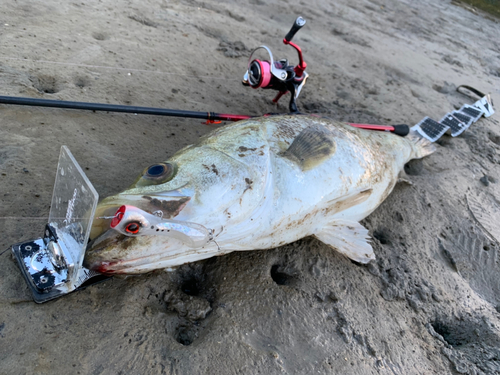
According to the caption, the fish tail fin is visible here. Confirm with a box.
[406,130,436,159]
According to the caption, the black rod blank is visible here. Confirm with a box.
[0,95,215,119]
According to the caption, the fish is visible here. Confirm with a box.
[83,114,434,274]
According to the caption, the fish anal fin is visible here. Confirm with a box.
[397,170,413,185]
[314,220,375,264]
[284,123,336,171]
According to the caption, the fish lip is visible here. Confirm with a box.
[84,250,124,275]
[84,229,171,274]
[84,230,125,272]
[88,261,119,275]
[84,251,160,275]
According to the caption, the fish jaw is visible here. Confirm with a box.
[83,229,130,274]
[83,227,225,274]
[86,188,195,273]
[84,228,190,274]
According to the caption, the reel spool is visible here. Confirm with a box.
[245,46,288,89]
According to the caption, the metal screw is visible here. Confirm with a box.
[40,276,48,283]
[153,210,164,218]
[281,72,286,79]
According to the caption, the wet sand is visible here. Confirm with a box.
[1,0,499,373]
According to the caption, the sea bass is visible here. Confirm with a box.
[84,115,433,274]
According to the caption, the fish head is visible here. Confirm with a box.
[84,135,269,274]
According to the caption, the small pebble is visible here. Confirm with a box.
[480,175,489,186]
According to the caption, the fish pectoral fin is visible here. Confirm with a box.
[314,220,375,264]
[284,123,336,171]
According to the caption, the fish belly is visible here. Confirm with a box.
[231,117,414,250]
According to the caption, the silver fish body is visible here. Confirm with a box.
[84,115,433,274]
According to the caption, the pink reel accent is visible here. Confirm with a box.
[252,60,272,88]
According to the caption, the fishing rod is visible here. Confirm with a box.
[0,94,410,135]
[0,17,410,136]
[0,95,251,123]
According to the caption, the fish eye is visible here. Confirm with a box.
[146,164,166,177]
[125,221,141,234]
[137,162,177,185]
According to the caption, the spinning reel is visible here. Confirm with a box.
[243,16,308,113]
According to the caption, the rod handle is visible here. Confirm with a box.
[284,16,306,43]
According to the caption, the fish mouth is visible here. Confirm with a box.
[85,188,193,273]
[84,229,130,274]
[83,249,151,275]
[84,228,178,274]
[84,228,199,274]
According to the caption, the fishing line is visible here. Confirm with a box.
[0,217,50,220]
[0,56,240,81]
[97,215,118,220]
[0,217,92,220]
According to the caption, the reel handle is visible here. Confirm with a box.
[284,16,306,42]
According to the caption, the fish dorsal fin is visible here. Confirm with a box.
[284,123,336,171]
[314,220,374,264]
